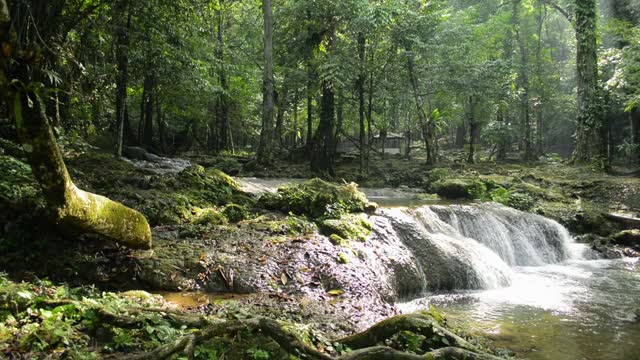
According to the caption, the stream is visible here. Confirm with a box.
[198,178,640,359]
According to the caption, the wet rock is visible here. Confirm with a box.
[432,178,486,199]
[610,229,640,247]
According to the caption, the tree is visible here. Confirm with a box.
[257,0,275,165]
[0,0,152,249]
[571,0,606,165]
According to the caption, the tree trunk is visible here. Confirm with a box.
[310,28,337,175]
[114,0,132,157]
[467,96,478,164]
[455,125,466,148]
[275,85,288,148]
[404,42,435,165]
[0,1,151,248]
[156,91,166,152]
[12,94,152,249]
[142,75,154,149]
[257,0,274,165]
[571,0,605,165]
[306,67,314,154]
[215,2,231,152]
[293,90,299,147]
[512,0,533,160]
[632,108,640,164]
[357,33,367,174]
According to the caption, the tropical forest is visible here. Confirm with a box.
[0,0,639,359]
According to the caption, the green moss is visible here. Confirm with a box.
[257,178,368,219]
[248,215,317,236]
[319,214,372,242]
[222,204,249,223]
[610,229,640,247]
[195,208,228,226]
[432,178,487,200]
[329,234,345,245]
[337,252,349,264]
[507,192,535,211]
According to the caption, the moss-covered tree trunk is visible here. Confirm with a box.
[571,0,606,165]
[12,93,152,249]
[0,0,151,250]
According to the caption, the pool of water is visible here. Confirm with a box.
[399,257,640,360]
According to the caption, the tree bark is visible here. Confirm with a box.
[8,90,152,250]
[142,75,154,149]
[571,0,605,166]
[215,1,231,152]
[114,0,132,157]
[310,27,337,175]
[257,0,275,165]
[405,42,435,165]
[467,96,478,164]
[306,66,314,154]
[514,0,533,160]
[357,33,367,174]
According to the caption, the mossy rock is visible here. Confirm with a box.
[610,230,640,247]
[222,203,249,223]
[257,178,368,219]
[194,208,228,226]
[319,214,372,242]
[432,178,487,200]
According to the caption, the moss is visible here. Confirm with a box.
[432,178,487,200]
[223,204,249,223]
[329,234,345,246]
[64,150,253,227]
[248,215,317,236]
[610,230,640,247]
[507,192,535,211]
[195,208,228,226]
[337,252,349,264]
[422,168,456,192]
[319,214,372,242]
[257,178,368,219]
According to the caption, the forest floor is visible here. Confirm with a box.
[1,139,639,359]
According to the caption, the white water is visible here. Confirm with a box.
[373,203,579,291]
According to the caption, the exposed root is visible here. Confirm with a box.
[337,312,480,353]
[117,312,502,360]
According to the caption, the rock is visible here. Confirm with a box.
[610,229,640,247]
[432,178,486,199]
[257,178,369,218]
[364,201,379,214]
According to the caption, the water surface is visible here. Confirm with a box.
[400,257,640,360]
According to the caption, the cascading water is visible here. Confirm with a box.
[371,202,579,291]
[429,203,573,266]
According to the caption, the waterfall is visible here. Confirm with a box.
[429,203,573,266]
[371,203,577,291]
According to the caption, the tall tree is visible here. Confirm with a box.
[257,0,275,164]
[571,0,606,165]
[114,0,132,157]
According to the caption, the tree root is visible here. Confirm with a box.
[116,312,502,360]
[337,312,480,353]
